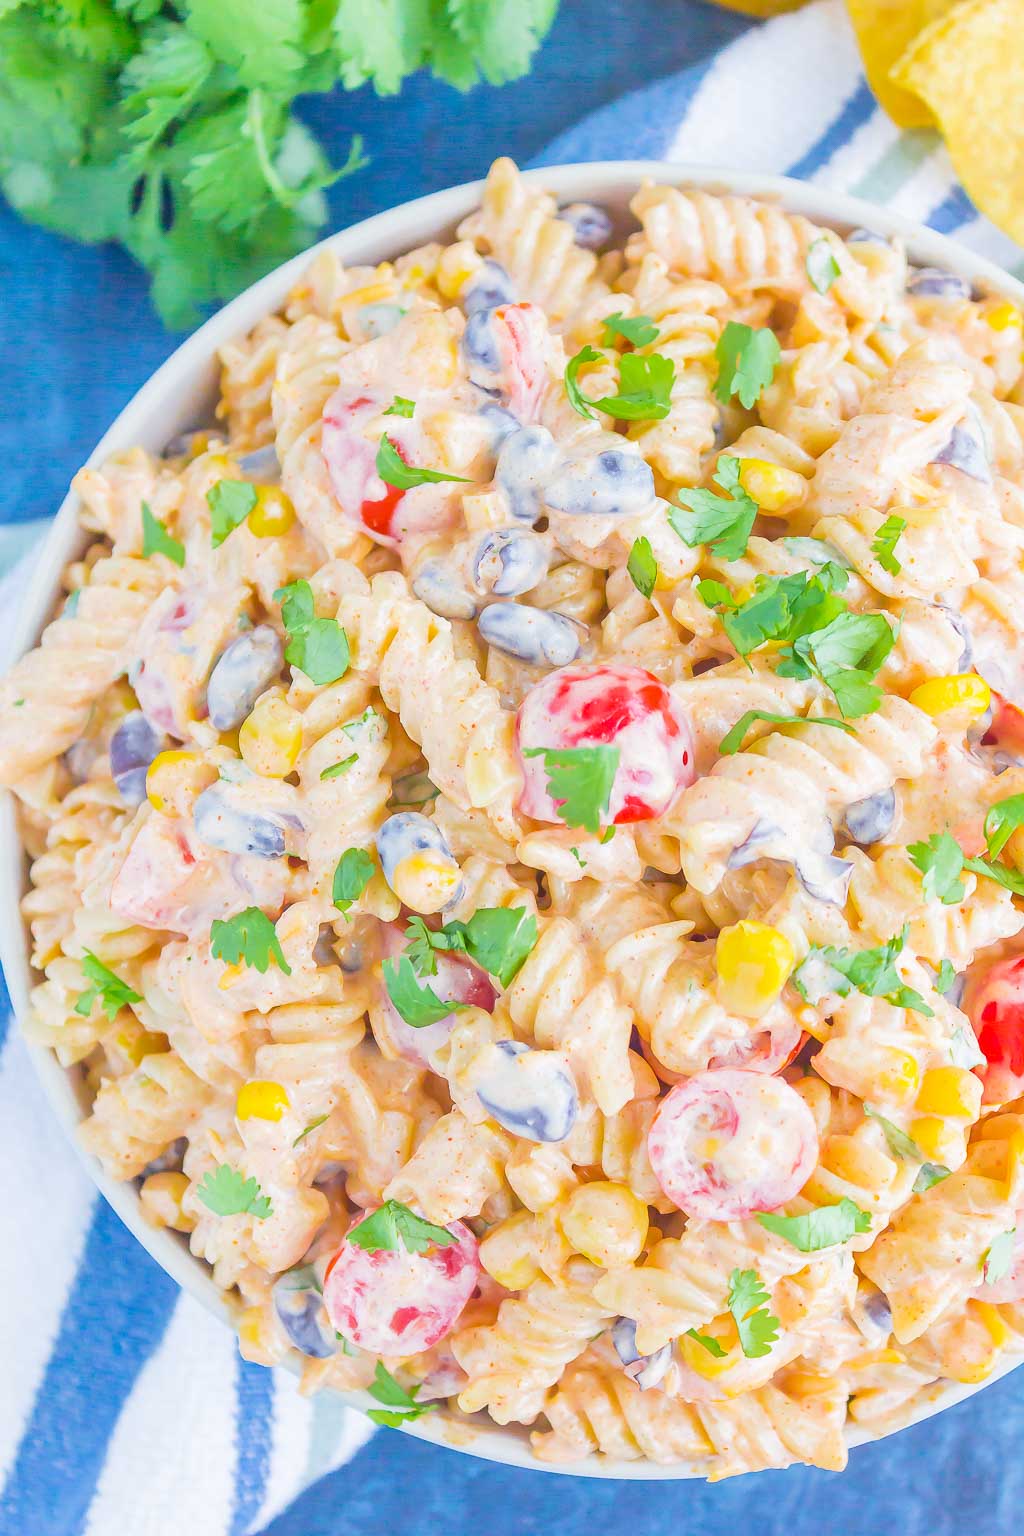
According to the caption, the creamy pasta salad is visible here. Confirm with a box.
[8,158,1024,1478]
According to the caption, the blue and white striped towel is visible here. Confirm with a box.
[1,3,1021,1531]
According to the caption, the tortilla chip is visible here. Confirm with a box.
[892,0,1024,242]
[844,0,960,126]
[706,0,809,15]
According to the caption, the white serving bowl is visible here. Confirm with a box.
[4,162,1024,1479]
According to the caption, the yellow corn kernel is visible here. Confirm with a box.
[239,693,302,777]
[236,1079,290,1122]
[847,1347,906,1371]
[679,1315,738,1379]
[909,673,991,721]
[559,1182,649,1268]
[146,750,217,816]
[479,1211,542,1290]
[715,920,795,1019]
[343,281,396,308]
[389,850,462,915]
[987,301,1023,332]
[909,1115,962,1164]
[436,242,481,299]
[248,485,295,537]
[139,1171,195,1233]
[218,962,245,991]
[916,1066,983,1121]
[973,1300,1013,1348]
[736,459,807,514]
[115,1027,168,1066]
[236,1304,273,1359]
[874,1050,921,1105]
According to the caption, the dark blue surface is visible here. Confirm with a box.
[4,1,1018,1530]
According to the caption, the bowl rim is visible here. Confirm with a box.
[4,158,1024,1480]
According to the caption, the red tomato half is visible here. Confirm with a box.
[515,663,695,826]
[967,952,1024,1103]
[647,1069,819,1221]
[323,1212,480,1354]
[321,390,406,543]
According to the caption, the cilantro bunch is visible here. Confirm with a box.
[0,1,558,328]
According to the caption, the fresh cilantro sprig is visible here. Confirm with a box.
[670,456,759,561]
[197,1164,272,1220]
[601,312,660,347]
[376,435,472,491]
[274,578,349,686]
[627,536,657,598]
[73,951,142,1021]
[713,322,781,409]
[565,346,675,422]
[367,1361,437,1428]
[404,906,538,989]
[727,1268,780,1359]
[347,1200,456,1255]
[791,926,933,1015]
[908,826,1024,904]
[870,515,907,576]
[382,954,469,1028]
[210,907,291,975]
[0,5,558,327]
[756,1198,871,1253]
[208,479,257,547]
[141,502,184,567]
[333,848,375,915]
[522,745,620,834]
[718,710,854,756]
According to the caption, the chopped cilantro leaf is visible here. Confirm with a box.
[382,954,468,1028]
[141,502,185,567]
[522,745,620,834]
[685,1329,727,1358]
[718,710,854,755]
[210,907,291,975]
[792,927,933,1016]
[935,960,958,995]
[73,951,142,1021]
[627,536,658,598]
[332,848,375,915]
[756,1198,871,1252]
[207,479,257,548]
[292,1114,328,1147]
[565,346,675,422]
[984,794,1024,860]
[274,578,349,686]
[713,322,781,409]
[197,1163,272,1220]
[983,1229,1017,1284]
[727,1268,779,1359]
[806,238,841,295]
[320,756,357,780]
[914,1162,951,1193]
[601,312,660,348]
[367,1361,436,1427]
[670,456,758,561]
[865,1106,923,1161]
[376,436,471,490]
[347,1199,456,1255]
[871,515,907,576]
[384,396,415,418]
[908,831,967,906]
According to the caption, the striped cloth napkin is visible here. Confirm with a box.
[1,2,1020,1531]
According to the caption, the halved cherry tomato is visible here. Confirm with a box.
[321,390,406,544]
[647,1069,819,1221]
[967,952,1024,1103]
[515,663,695,826]
[323,1211,480,1354]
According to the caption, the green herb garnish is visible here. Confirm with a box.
[210,907,291,975]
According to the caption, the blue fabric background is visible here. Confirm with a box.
[3,0,1022,1529]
